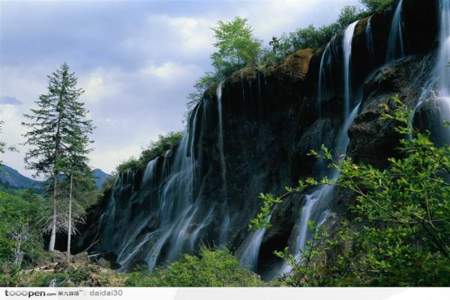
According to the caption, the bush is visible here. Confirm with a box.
[0,190,47,268]
[361,0,395,12]
[254,98,450,286]
[125,248,263,287]
[116,132,182,174]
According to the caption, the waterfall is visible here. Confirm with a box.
[386,0,405,62]
[109,107,209,271]
[142,157,159,184]
[317,41,333,115]
[278,21,360,277]
[343,21,358,117]
[366,16,375,59]
[278,104,360,276]
[237,214,272,272]
[413,0,450,144]
[437,0,450,98]
[217,82,228,190]
[216,82,231,246]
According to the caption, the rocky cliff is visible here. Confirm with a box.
[75,0,448,279]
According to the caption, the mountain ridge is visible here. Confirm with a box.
[0,164,111,191]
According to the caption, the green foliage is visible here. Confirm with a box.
[22,63,95,252]
[187,73,217,108]
[0,190,47,268]
[188,0,393,109]
[361,0,395,12]
[23,63,89,177]
[254,97,450,286]
[259,6,364,67]
[211,17,261,79]
[249,193,282,230]
[117,132,182,174]
[125,248,263,287]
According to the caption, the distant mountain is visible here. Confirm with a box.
[0,164,43,191]
[0,164,111,191]
[92,168,111,189]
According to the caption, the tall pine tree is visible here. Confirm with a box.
[63,98,94,262]
[23,63,93,252]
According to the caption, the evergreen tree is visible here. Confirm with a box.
[63,109,94,262]
[22,63,93,252]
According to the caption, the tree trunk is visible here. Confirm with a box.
[48,173,58,252]
[67,174,73,264]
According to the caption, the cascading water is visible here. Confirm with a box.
[413,0,450,144]
[317,41,333,115]
[366,16,375,60]
[437,0,450,99]
[343,21,358,117]
[217,82,227,188]
[278,20,360,276]
[386,0,405,62]
[78,0,444,278]
[216,82,230,246]
[103,104,218,271]
[237,215,271,272]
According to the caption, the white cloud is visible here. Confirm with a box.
[140,61,201,84]
[1,0,363,177]
[167,16,215,54]
[0,104,29,176]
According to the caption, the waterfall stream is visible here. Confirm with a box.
[277,21,361,276]
[317,41,333,115]
[343,21,358,117]
[386,0,405,62]
[414,0,450,144]
[366,16,375,62]
[87,0,447,278]
[217,82,227,189]
[437,0,450,99]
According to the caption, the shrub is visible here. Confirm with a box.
[116,132,182,174]
[254,98,450,286]
[125,248,263,287]
[361,0,395,12]
[0,190,47,268]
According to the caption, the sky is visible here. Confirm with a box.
[0,0,361,177]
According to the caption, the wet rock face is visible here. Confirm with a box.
[75,0,442,275]
[414,97,450,147]
[348,55,435,167]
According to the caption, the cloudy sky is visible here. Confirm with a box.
[0,0,360,177]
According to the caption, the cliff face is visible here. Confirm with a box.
[75,0,446,278]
